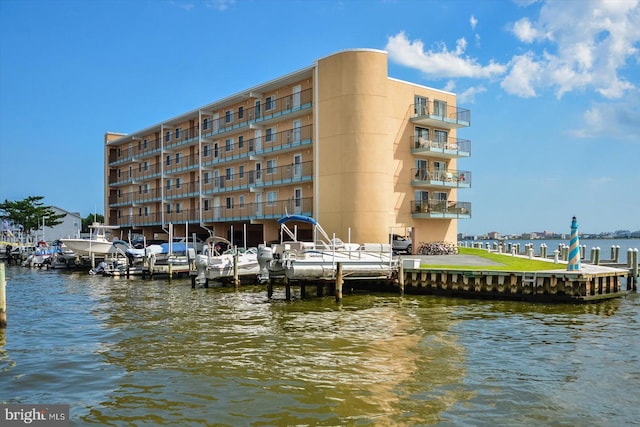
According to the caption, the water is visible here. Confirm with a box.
[1,264,639,426]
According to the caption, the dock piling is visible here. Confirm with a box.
[1,263,6,328]
[335,262,343,304]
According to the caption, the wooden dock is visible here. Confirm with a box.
[399,263,631,302]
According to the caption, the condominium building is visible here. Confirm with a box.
[104,48,471,250]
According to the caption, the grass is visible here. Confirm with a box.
[419,246,567,272]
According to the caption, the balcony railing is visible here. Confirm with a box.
[108,89,313,166]
[109,161,314,208]
[411,135,470,158]
[411,168,471,188]
[111,197,314,227]
[412,200,471,218]
[203,124,313,165]
[411,101,470,129]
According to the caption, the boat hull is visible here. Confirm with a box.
[59,239,115,255]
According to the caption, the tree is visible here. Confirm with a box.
[81,213,105,233]
[0,196,65,238]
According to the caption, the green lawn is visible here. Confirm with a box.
[419,246,567,272]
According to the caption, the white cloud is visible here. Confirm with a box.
[385,31,506,79]
[388,0,640,101]
[470,15,478,30]
[458,85,487,104]
[504,0,640,99]
[569,91,640,140]
[205,0,235,11]
[500,53,541,97]
[511,18,540,43]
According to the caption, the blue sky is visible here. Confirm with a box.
[1,0,638,236]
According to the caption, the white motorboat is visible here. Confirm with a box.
[60,223,119,255]
[192,236,260,286]
[259,215,397,282]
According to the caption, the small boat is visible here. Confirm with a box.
[192,236,260,286]
[22,241,54,267]
[50,240,77,268]
[60,223,119,256]
[259,214,397,282]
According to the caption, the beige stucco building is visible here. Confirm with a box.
[104,49,471,250]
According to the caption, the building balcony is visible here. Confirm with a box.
[109,161,314,208]
[110,197,314,228]
[411,168,471,189]
[411,101,470,129]
[108,88,313,167]
[412,200,471,219]
[411,136,470,159]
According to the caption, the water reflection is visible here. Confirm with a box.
[1,268,639,426]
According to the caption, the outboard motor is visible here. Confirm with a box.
[257,244,273,282]
[90,261,108,275]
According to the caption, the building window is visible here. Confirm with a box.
[166,155,171,166]
[203,144,210,157]
[138,141,142,151]
[226,197,233,209]
[238,106,244,119]
[415,95,428,115]
[225,138,233,152]
[204,199,210,211]
[176,203,182,213]
[433,100,447,117]
[129,166,132,177]
[265,127,274,143]
[118,169,121,178]
[167,204,172,214]
[225,167,233,182]
[138,207,142,217]
[166,131,171,142]
[239,195,245,208]
[138,163,142,172]
[176,178,182,189]
[434,129,448,144]
[266,191,277,206]
[175,153,181,164]
[144,139,148,149]
[166,179,172,190]
[265,95,275,111]
[238,135,244,149]
[117,210,121,219]
[204,172,210,184]
[175,128,182,139]
[144,184,149,194]
[139,185,142,194]
[203,118,210,130]
[266,159,276,174]
[225,110,233,123]
[214,143,219,158]
[238,165,245,179]
[144,207,149,217]
[144,161,149,171]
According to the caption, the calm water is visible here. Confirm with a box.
[1,264,639,426]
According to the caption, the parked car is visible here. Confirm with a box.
[390,234,412,254]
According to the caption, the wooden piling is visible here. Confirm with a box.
[335,262,343,304]
[285,277,292,301]
[267,281,273,298]
[233,251,239,288]
[0,263,6,328]
[398,262,405,297]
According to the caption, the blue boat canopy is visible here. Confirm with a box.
[278,215,318,226]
